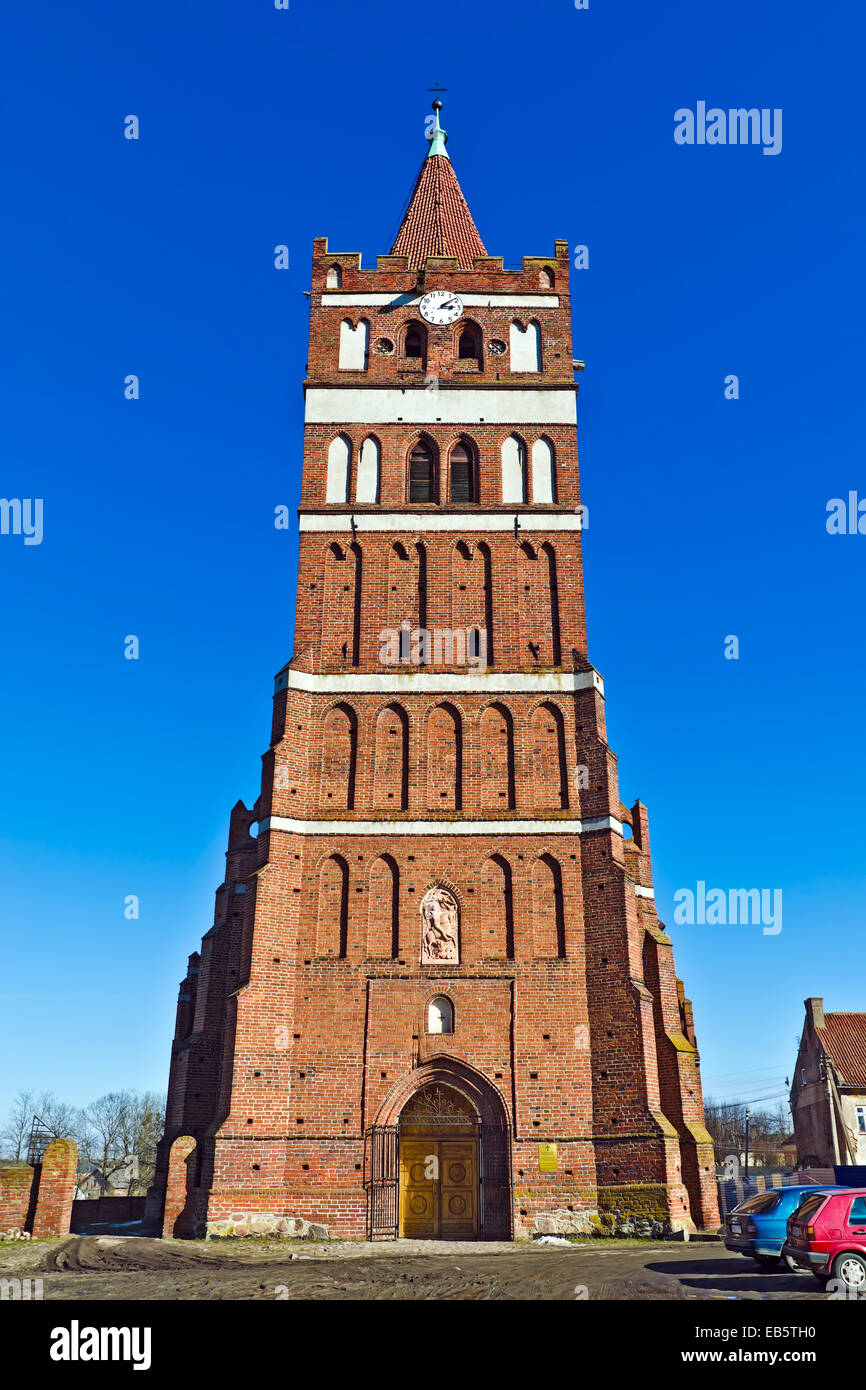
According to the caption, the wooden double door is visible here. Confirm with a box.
[399,1133,479,1239]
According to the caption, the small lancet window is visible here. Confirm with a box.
[427,996,454,1034]
[449,443,474,503]
[326,264,342,289]
[409,442,435,503]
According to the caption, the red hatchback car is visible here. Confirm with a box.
[784,1187,866,1291]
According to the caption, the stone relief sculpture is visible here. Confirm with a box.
[420,886,459,964]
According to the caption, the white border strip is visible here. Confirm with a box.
[322,294,560,308]
[299,511,584,533]
[276,669,603,695]
[260,814,622,837]
[634,885,655,899]
[304,387,576,426]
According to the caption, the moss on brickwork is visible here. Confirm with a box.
[597,1184,672,1222]
[0,1164,33,1189]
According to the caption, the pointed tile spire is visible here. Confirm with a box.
[390,100,487,270]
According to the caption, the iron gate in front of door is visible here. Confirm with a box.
[364,1123,511,1240]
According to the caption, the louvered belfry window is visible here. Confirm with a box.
[409,443,434,502]
[450,444,474,503]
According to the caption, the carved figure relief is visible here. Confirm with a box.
[420,886,459,964]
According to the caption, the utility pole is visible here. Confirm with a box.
[744,1106,751,1178]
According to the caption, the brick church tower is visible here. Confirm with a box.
[150,103,719,1240]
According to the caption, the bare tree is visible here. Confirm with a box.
[705,1097,793,1164]
[80,1091,165,1195]
[117,1092,165,1195]
[0,1089,37,1160]
[81,1092,134,1196]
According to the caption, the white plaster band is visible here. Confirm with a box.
[274,669,604,696]
[260,815,623,837]
[304,387,577,426]
[322,294,560,308]
[634,886,655,899]
[298,511,585,533]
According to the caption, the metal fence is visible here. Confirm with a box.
[717,1167,838,1218]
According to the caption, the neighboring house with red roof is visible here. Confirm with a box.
[791,998,866,1166]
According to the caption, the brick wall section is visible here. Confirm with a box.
[291,532,586,673]
[0,1162,35,1232]
[31,1138,77,1239]
[162,1136,196,1239]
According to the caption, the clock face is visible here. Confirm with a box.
[419,290,464,325]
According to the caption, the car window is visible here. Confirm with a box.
[734,1192,781,1214]
[794,1193,831,1223]
[848,1197,866,1225]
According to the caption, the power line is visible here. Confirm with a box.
[701,1063,790,1081]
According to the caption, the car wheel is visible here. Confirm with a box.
[754,1255,781,1270]
[833,1252,866,1293]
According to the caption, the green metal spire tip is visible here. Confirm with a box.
[427,99,450,160]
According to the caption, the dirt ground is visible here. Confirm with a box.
[0,1235,832,1300]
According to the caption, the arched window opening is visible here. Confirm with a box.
[326,264,342,289]
[325,434,351,504]
[457,320,483,362]
[405,323,426,361]
[510,320,542,373]
[409,441,435,503]
[531,439,555,504]
[356,435,380,503]
[501,435,527,503]
[449,443,474,503]
[427,996,454,1034]
[339,318,369,371]
[538,267,555,289]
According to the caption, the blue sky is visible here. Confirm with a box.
[2,0,864,1126]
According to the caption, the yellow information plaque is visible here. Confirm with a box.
[539,1142,558,1173]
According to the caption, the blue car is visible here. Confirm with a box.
[724,1185,846,1270]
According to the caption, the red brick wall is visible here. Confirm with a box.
[0,1162,35,1232]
